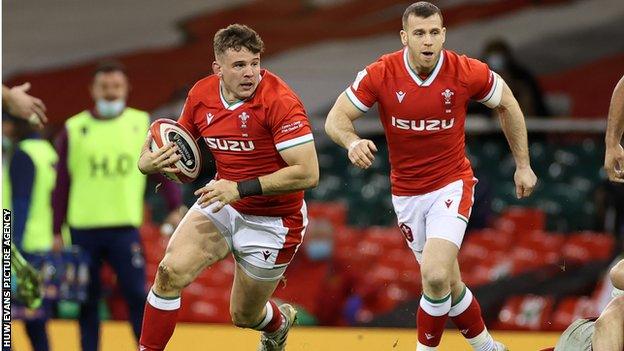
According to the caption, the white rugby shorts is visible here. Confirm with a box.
[191,201,307,281]
[392,178,477,263]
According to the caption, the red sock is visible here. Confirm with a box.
[139,290,181,351]
[449,287,486,339]
[417,293,451,347]
[254,300,284,333]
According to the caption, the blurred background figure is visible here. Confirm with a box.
[274,217,352,326]
[2,112,57,351]
[469,38,551,118]
[51,61,185,351]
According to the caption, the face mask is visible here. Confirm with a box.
[2,137,13,153]
[96,99,126,118]
[305,240,333,261]
[486,53,507,72]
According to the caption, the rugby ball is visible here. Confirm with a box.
[149,118,201,183]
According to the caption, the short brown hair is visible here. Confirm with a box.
[213,24,265,58]
[93,60,126,77]
[402,2,443,28]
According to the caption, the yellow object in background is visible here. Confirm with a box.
[12,320,560,351]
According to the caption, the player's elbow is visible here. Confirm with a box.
[309,171,319,189]
[303,166,319,189]
[324,112,337,137]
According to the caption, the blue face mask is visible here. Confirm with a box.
[2,137,13,153]
[305,240,333,261]
[96,98,126,118]
[486,53,507,72]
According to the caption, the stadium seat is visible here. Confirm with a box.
[307,201,348,227]
[495,295,555,331]
[562,232,615,263]
[500,207,546,233]
[550,296,599,331]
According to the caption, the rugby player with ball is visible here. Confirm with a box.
[138,24,318,351]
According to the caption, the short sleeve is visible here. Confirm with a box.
[344,62,381,112]
[269,96,314,152]
[466,58,503,108]
[177,93,201,139]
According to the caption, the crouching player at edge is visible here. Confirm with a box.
[553,260,624,351]
[324,2,537,351]
[136,24,319,351]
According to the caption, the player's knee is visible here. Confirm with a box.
[422,267,451,293]
[610,260,624,288]
[230,309,260,328]
[449,277,463,292]
[155,261,191,293]
[597,296,624,327]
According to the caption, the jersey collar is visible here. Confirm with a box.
[403,47,444,87]
[218,73,264,111]
[219,81,245,111]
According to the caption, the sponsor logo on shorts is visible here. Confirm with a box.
[445,199,453,208]
[262,250,271,261]
[399,223,414,242]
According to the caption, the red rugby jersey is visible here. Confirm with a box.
[346,48,499,195]
[178,69,314,216]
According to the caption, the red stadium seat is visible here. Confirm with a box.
[551,296,599,331]
[398,267,422,295]
[495,295,555,331]
[499,207,546,233]
[562,232,615,264]
[365,226,406,250]
[307,201,348,227]
[465,229,513,252]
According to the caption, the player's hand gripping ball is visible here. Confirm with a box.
[149,119,201,183]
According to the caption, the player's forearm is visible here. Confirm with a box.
[259,164,319,195]
[606,76,624,148]
[496,87,531,169]
[592,297,624,351]
[325,110,361,150]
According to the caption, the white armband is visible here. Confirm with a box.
[478,72,503,108]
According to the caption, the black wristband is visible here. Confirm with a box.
[237,178,262,198]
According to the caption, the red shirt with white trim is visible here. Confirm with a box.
[346,48,499,195]
[178,69,314,216]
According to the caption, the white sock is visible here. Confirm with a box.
[467,328,495,351]
[416,342,437,351]
[146,289,181,310]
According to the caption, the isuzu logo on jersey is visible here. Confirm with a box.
[441,89,454,113]
[205,137,255,152]
[391,116,455,132]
